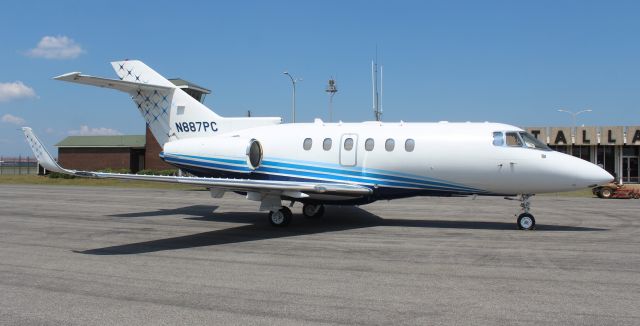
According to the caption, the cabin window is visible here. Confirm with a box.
[405,139,415,152]
[492,132,504,146]
[385,138,395,152]
[505,132,523,147]
[323,138,332,151]
[344,138,354,151]
[365,138,374,151]
[303,138,312,150]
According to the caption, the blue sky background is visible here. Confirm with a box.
[1,0,639,155]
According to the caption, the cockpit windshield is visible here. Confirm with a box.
[518,132,550,150]
[505,132,523,147]
[492,131,551,151]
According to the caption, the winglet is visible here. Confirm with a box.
[53,72,82,81]
[21,127,74,174]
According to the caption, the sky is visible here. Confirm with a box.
[1,0,639,156]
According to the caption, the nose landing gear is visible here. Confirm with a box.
[516,194,535,230]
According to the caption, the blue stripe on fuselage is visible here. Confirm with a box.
[164,154,251,173]
[163,153,486,193]
[260,159,480,192]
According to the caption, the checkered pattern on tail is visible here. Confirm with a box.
[131,87,173,145]
[111,60,176,145]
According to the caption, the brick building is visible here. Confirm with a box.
[144,126,174,170]
[56,127,173,173]
[56,135,145,172]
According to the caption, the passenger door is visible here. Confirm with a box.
[340,134,358,166]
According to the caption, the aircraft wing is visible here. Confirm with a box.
[53,72,174,94]
[22,127,371,197]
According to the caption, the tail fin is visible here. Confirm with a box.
[111,60,222,145]
[56,60,282,146]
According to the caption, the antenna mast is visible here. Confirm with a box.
[372,51,383,121]
[371,61,376,120]
[380,65,383,120]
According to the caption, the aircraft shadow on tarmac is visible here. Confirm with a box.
[78,205,606,255]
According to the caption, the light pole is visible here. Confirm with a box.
[557,109,593,129]
[284,71,301,123]
[558,109,593,147]
[325,78,337,122]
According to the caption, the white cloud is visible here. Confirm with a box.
[0,81,36,102]
[45,127,55,134]
[1,114,26,125]
[27,35,85,59]
[68,125,122,136]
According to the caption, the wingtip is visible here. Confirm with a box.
[53,72,82,80]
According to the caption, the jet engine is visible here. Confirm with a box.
[163,136,263,171]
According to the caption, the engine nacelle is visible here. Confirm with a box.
[163,136,263,172]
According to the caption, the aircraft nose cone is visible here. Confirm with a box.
[594,168,615,186]
[573,157,614,187]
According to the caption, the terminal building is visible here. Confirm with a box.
[526,126,639,184]
[52,78,640,183]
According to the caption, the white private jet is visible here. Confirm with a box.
[22,60,613,230]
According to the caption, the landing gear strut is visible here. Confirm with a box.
[516,194,535,230]
[302,203,325,218]
[268,206,292,227]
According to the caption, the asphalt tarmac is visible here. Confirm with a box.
[0,184,638,325]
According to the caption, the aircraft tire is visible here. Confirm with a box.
[269,207,292,227]
[517,213,535,230]
[302,204,325,218]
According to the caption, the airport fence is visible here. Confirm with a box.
[0,156,39,175]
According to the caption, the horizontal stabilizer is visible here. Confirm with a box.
[54,72,174,94]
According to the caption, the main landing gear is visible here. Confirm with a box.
[302,203,325,219]
[267,204,326,226]
[268,206,292,227]
[516,194,535,230]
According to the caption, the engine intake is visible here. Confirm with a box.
[246,139,263,170]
